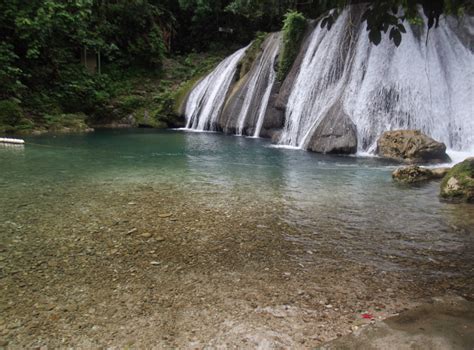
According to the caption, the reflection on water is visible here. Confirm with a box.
[1,129,473,273]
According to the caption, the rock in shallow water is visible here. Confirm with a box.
[392,166,435,184]
[431,167,450,179]
[307,104,357,154]
[440,157,474,203]
[377,130,450,164]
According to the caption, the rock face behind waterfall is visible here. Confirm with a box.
[307,104,357,154]
[277,6,473,153]
[219,33,281,137]
[377,130,451,164]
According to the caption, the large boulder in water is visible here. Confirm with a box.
[376,130,451,164]
[440,158,474,203]
[307,105,357,154]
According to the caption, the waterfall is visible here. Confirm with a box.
[279,9,474,152]
[233,33,281,137]
[183,7,473,153]
[184,46,248,131]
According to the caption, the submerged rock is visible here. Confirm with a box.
[307,104,357,154]
[440,158,474,203]
[393,166,450,184]
[376,130,451,164]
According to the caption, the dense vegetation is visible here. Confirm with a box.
[0,0,471,134]
[277,11,307,81]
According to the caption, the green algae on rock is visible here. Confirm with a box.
[440,158,474,203]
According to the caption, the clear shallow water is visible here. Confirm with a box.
[1,129,473,272]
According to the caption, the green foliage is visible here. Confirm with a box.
[116,95,147,115]
[15,118,35,132]
[0,100,23,126]
[41,113,90,131]
[0,43,24,98]
[53,67,112,114]
[277,11,307,81]
[93,1,172,67]
[0,0,470,133]
[321,1,472,47]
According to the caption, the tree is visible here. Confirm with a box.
[320,0,473,46]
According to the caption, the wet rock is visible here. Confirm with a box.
[376,130,450,164]
[431,167,450,179]
[269,130,282,144]
[440,158,474,203]
[392,166,436,183]
[307,104,357,154]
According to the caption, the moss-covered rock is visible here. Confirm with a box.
[236,32,268,80]
[173,76,202,116]
[133,108,166,128]
[440,158,474,203]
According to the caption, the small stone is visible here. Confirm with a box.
[126,228,137,235]
[325,304,333,309]
[155,236,165,242]
[158,213,173,218]
[9,321,22,329]
[141,232,152,239]
[150,261,161,266]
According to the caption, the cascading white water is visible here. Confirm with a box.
[184,46,248,131]
[279,9,474,152]
[233,33,281,137]
[253,34,281,138]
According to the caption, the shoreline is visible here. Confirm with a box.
[1,181,472,348]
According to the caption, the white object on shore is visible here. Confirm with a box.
[0,137,25,144]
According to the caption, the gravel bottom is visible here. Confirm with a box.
[1,182,473,349]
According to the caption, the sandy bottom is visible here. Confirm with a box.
[1,182,473,349]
